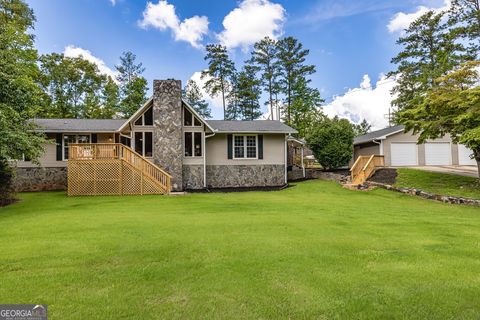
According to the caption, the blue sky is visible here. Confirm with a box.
[26,0,447,127]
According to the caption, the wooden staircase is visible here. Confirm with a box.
[350,155,385,185]
[67,143,171,196]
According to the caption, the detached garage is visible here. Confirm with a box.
[425,143,451,165]
[458,145,476,166]
[353,125,477,169]
[391,143,417,166]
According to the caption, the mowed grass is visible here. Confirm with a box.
[396,168,480,199]
[1,180,480,319]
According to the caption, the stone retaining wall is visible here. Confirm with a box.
[206,165,285,188]
[366,181,480,206]
[14,167,67,192]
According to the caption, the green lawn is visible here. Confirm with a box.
[1,180,480,319]
[396,168,480,199]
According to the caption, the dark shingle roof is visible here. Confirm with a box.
[354,125,405,145]
[33,118,127,132]
[206,120,297,134]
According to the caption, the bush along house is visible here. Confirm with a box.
[14,80,299,195]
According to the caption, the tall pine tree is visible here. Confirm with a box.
[237,65,262,120]
[448,0,480,57]
[183,79,211,118]
[115,51,148,118]
[389,11,469,114]
[249,36,281,120]
[201,44,236,120]
[276,37,316,125]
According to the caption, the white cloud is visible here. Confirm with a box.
[323,74,397,130]
[139,1,209,48]
[109,0,116,6]
[188,71,224,119]
[63,45,117,79]
[218,0,286,50]
[387,0,450,33]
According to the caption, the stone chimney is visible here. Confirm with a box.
[152,80,183,191]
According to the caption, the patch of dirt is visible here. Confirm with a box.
[368,168,398,185]
[0,198,19,207]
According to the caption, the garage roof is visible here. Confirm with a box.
[354,125,405,145]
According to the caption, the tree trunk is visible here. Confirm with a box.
[269,79,273,120]
[474,148,480,178]
[221,80,226,120]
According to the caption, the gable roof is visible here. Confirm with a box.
[117,97,215,132]
[354,125,405,145]
[206,120,297,134]
[33,118,126,133]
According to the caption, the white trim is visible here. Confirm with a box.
[204,132,216,188]
[284,136,288,184]
[118,97,153,132]
[183,131,203,158]
[232,134,258,160]
[182,99,215,132]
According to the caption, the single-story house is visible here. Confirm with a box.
[353,125,477,167]
[14,80,299,193]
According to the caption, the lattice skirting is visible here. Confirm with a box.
[68,160,164,196]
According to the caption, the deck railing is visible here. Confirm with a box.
[293,155,321,169]
[69,143,171,195]
[350,155,384,185]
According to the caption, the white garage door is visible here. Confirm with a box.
[391,143,417,166]
[458,144,476,165]
[425,143,451,165]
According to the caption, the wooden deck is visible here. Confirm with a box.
[68,143,171,196]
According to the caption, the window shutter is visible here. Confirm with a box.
[91,134,97,143]
[56,133,62,161]
[258,135,263,159]
[227,134,233,159]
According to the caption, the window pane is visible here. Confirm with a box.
[234,136,244,147]
[194,116,202,126]
[234,146,244,158]
[194,132,202,156]
[246,136,256,158]
[144,132,153,157]
[63,135,76,160]
[134,117,142,126]
[184,108,193,126]
[120,136,131,147]
[144,107,153,125]
[77,135,90,143]
[184,132,193,156]
[134,132,143,155]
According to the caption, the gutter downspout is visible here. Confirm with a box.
[204,131,216,188]
[284,135,288,185]
[301,147,305,178]
[373,139,383,155]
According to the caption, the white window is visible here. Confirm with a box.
[134,132,153,157]
[63,134,91,160]
[134,106,153,126]
[234,135,257,159]
[184,132,202,157]
[183,107,202,127]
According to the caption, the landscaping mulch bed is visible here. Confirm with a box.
[368,168,398,185]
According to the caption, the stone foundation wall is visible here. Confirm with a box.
[206,165,285,188]
[14,167,67,192]
[183,165,204,190]
[287,168,304,181]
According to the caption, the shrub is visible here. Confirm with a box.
[306,116,355,170]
